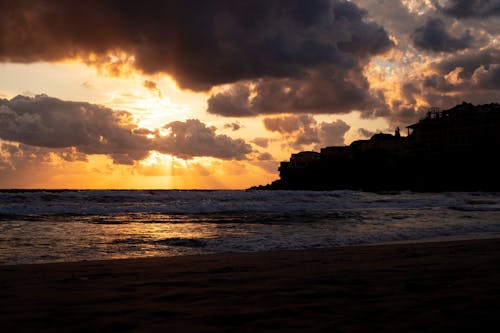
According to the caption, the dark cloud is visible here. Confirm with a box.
[388,46,499,127]
[263,115,350,148]
[257,152,274,161]
[356,0,422,37]
[412,18,473,52]
[0,143,46,174]
[208,66,390,117]
[401,83,420,105]
[424,48,500,95]
[0,143,86,172]
[263,115,314,134]
[294,123,320,147]
[434,48,500,79]
[422,74,457,92]
[417,47,500,108]
[223,122,241,131]
[205,1,393,117]
[143,80,162,97]
[0,95,252,163]
[344,1,498,128]
[0,0,392,93]
[438,0,500,18]
[1,0,496,140]
[0,95,150,164]
[389,105,426,125]
[473,65,500,89]
[251,138,270,148]
[318,119,350,146]
[156,119,251,160]
[207,85,252,117]
[143,80,158,90]
[0,0,392,120]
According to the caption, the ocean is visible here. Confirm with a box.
[2,190,500,265]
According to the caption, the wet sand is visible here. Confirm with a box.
[2,238,500,332]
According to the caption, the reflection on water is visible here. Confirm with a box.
[2,190,500,264]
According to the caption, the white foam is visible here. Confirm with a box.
[2,190,500,215]
[2,190,500,264]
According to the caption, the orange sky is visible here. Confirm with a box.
[0,0,498,189]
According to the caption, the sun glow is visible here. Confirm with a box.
[105,88,190,130]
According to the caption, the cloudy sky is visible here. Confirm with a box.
[0,0,498,188]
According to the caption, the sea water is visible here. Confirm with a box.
[1,190,500,264]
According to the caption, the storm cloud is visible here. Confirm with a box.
[1,0,497,141]
[472,64,500,89]
[412,18,473,52]
[205,1,393,117]
[0,95,252,163]
[0,0,392,91]
[438,0,500,18]
[207,67,389,117]
[434,48,500,79]
[0,0,393,119]
[425,48,500,96]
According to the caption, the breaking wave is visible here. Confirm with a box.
[2,190,500,264]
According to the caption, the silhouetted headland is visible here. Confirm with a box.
[252,102,500,191]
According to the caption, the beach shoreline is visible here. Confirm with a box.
[2,238,500,332]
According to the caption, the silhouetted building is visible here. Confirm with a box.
[407,103,500,151]
[254,102,500,191]
[289,151,320,168]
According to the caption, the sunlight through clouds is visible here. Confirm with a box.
[0,0,498,189]
[402,0,435,15]
[104,87,190,130]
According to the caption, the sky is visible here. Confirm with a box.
[0,0,499,189]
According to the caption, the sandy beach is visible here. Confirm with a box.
[2,238,500,332]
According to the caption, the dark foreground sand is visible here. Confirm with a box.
[2,239,500,332]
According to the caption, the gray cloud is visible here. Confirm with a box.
[426,48,500,97]
[412,18,473,52]
[473,64,500,89]
[0,0,397,127]
[206,1,393,117]
[0,0,393,118]
[331,1,498,128]
[389,104,426,126]
[263,115,314,134]
[143,80,162,97]
[387,46,499,127]
[263,115,350,148]
[423,74,457,92]
[0,94,150,164]
[223,122,241,131]
[0,0,392,93]
[0,142,86,172]
[356,0,422,37]
[438,0,500,18]
[318,119,351,146]
[435,48,500,79]
[251,137,270,148]
[0,95,252,163]
[257,152,274,161]
[156,119,251,160]
[207,68,389,117]
[1,0,496,139]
